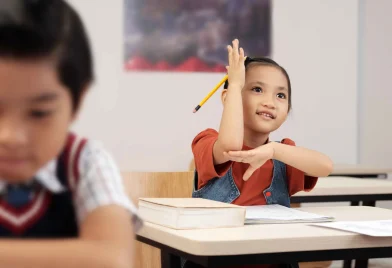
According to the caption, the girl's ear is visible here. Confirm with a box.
[221,89,228,104]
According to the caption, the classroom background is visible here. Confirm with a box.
[68,0,391,174]
[64,1,392,267]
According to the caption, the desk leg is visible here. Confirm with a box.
[354,259,368,268]
[161,250,181,268]
[343,260,352,268]
[362,200,376,207]
[344,201,373,268]
[350,200,374,268]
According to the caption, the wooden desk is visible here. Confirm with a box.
[137,206,392,268]
[331,164,392,178]
[291,176,392,205]
[291,176,392,268]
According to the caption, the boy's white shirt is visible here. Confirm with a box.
[0,139,142,231]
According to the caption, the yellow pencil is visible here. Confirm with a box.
[193,57,247,113]
[193,74,228,113]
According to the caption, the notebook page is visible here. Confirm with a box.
[245,204,333,221]
[313,220,392,237]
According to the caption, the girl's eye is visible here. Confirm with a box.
[252,87,262,93]
[30,110,53,119]
[277,93,286,99]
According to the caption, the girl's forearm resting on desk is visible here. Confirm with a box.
[271,142,333,177]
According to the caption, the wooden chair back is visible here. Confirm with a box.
[122,171,194,268]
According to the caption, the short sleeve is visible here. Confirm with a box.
[74,140,142,232]
[191,129,232,188]
[282,138,318,196]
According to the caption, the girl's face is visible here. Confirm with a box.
[0,58,76,182]
[241,65,290,135]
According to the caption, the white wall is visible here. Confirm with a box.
[68,0,359,171]
[359,0,392,167]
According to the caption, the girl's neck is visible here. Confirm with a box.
[243,128,270,149]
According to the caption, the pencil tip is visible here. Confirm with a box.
[193,105,201,113]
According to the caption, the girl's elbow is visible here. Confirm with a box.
[224,145,243,153]
[218,140,243,153]
[322,157,334,176]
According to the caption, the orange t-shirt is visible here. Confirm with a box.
[191,129,318,268]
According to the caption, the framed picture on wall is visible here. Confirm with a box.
[124,0,271,72]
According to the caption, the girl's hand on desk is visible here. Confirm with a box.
[225,143,274,181]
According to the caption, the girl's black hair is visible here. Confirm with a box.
[0,0,93,110]
[224,57,292,111]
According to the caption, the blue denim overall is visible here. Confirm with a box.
[181,159,299,268]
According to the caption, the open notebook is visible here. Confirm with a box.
[245,204,334,224]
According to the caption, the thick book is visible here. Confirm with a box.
[138,198,246,229]
[245,204,334,224]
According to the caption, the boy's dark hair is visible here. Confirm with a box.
[0,0,93,110]
[224,57,292,111]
